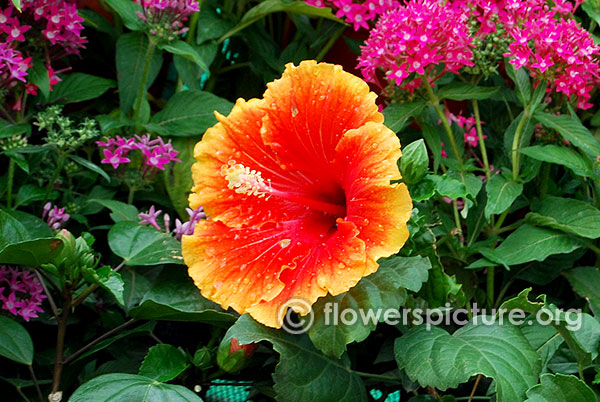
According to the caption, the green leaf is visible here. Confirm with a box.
[525,373,596,402]
[527,196,600,239]
[108,221,184,266]
[505,63,531,105]
[401,139,429,184]
[222,0,341,42]
[48,73,115,104]
[474,225,583,267]
[0,238,64,266]
[582,0,600,26]
[431,174,466,200]
[0,210,29,247]
[173,43,217,90]
[69,373,202,401]
[2,210,52,238]
[14,184,47,208]
[500,288,599,365]
[11,0,21,11]
[563,266,600,315]
[103,0,145,31]
[0,119,30,138]
[521,322,563,370]
[89,199,139,222]
[159,40,209,72]
[420,121,442,171]
[27,60,50,99]
[382,101,427,133]
[533,112,600,157]
[196,6,235,44]
[116,32,163,114]
[0,316,33,365]
[83,266,125,306]
[148,90,233,136]
[222,315,367,402]
[484,174,523,219]
[418,263,463,307]
[395,321,540,402]
[139,344,190,382]
[308,256,431,358]
[519,145,595,178]
[69,155,111,183]
[437,83,500,101]
[164,137,196,218]
[128,267,235,323]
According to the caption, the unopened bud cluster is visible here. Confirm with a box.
[36,106,99,150]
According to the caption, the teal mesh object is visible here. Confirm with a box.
[370,388,401,402]
[205,380,252,402]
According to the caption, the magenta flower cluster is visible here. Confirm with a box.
[97,134,181,171]
[136,0,199,40]
[0,42,31,86]
[0,266,45,322]
[305,0,401,31]
[358,0,474,89]
[42,202,70,231]
[500,0,600,109]
[139,206,205,240]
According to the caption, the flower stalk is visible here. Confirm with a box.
[472,99,491,181]
[132,37,157,126]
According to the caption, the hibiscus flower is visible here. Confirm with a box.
[182,61,412,328]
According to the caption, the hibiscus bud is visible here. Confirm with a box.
[191,346,212,370]
[216,338,258,373]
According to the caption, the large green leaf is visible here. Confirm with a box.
[0,238,63,266]
[69,155,111,183]
[148,90,233,137]
[395,321,540,402]
[0,316,33,365]
[563,266,600,315]
[519,145,595,178]
[83,266,125,306]
[526,196,600,239]
[196,6,235,44]
[470,225,583,268]
[525,373,596,402]
[505,63,531,105]
[521,322,563,370]
[308,256,431,358]
[159,41,209,72]
[221,315,367,402]
[139,344,189,382]
[128,267,234,323]
[48,73,115,104]
[484,173,523,219]
[501,289,600,366]
[437,83,500,101]
[108,221,183,266]
[69,373,202,401]
[533,112,600,157]
[582,0,600,26]
[0,210,29,248]
[103,0,145,31]
[116,32,163,114]
[382,101,427,133]
[221,0,341,42]
[89,199,139,222]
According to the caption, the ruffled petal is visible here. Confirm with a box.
[334,122,413,266]
[246,219,367,328]
[261,60,383,176]
[190,98,312,227]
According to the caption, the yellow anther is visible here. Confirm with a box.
[221,160,272,198]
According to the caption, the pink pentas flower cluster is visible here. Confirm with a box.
[358,0,474,89]
[502,1,600,109]
[42,202,70,231]
[136,0,199,41]
[0,42,31,86]
[139,205,205,240]
[97,134,181,173]
[0,266,46,322]
[20,0,86,54]
[305,0,401,31]
[445,110,487,147]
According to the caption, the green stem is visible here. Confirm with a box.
[43,153,65,205]
[132,37,157,127]
[486,266,495,309]
[6,158,15,209]
[422,76,464,169]
[27,365,43,402]
[494,208,510,231]
[0,102,15,122]
[472,99,491,181]
[452,200,464,247]
[588,243,600,257]
[511,109,530,181]
[578,363,584,380]
[127,186,136,205]
[315,26,345,62]
[51,287,72,394]
[186,10,200,45]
